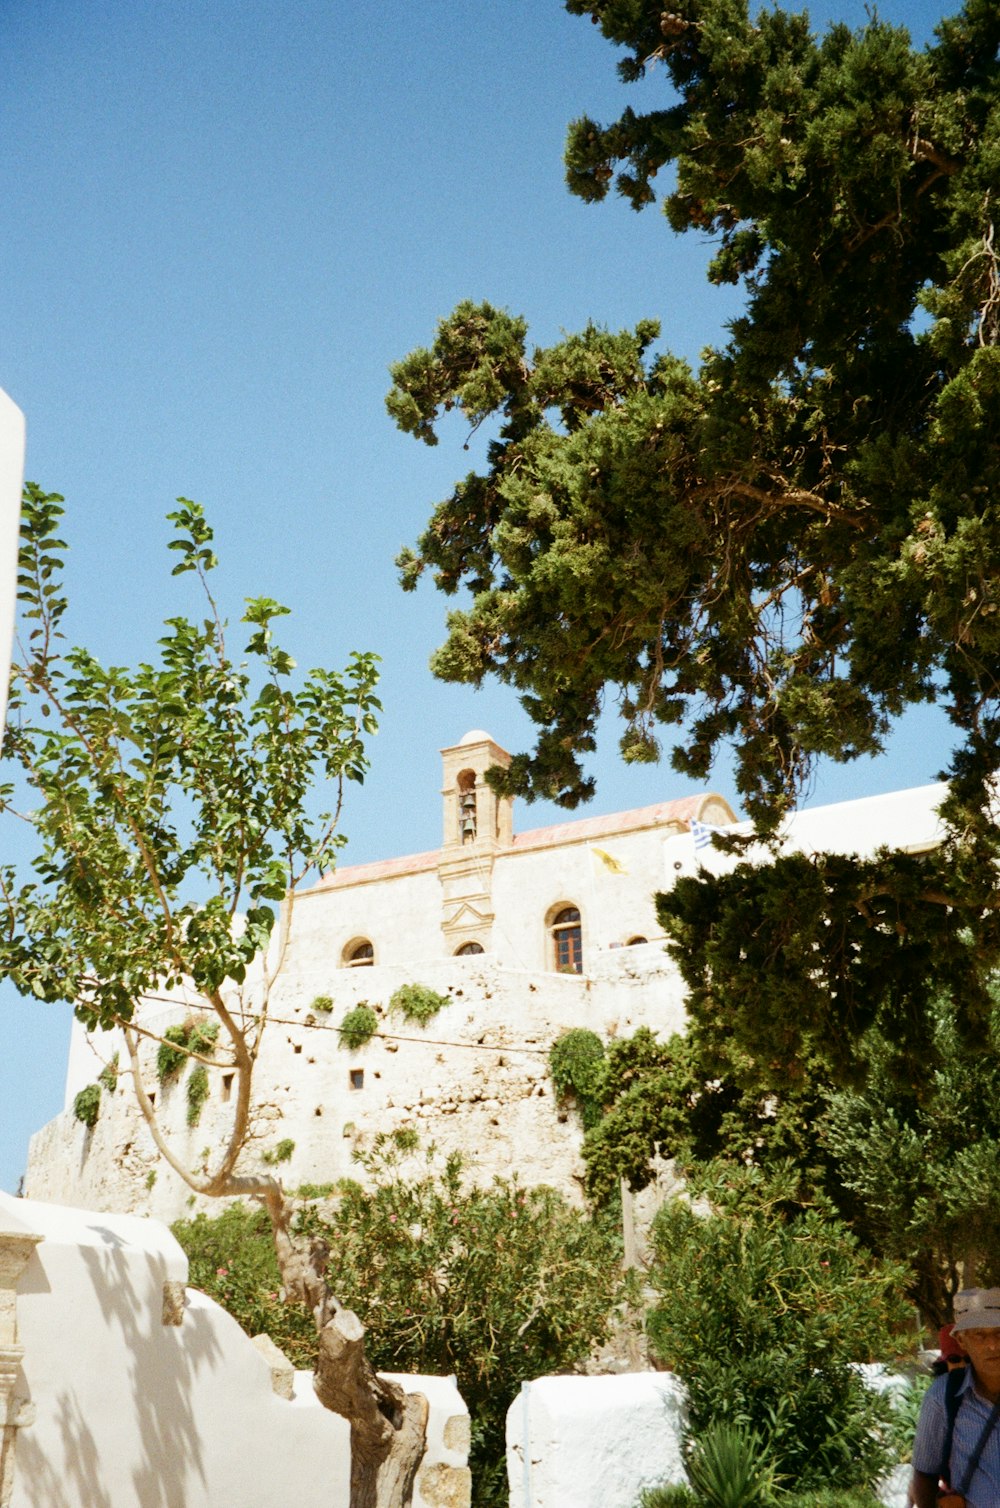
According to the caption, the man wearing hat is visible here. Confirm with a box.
[911,1288,1000,1507]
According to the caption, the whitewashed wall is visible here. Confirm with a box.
[4,1191,351,1508]
[505,1371,914,1508]
[506,1373,687,1508]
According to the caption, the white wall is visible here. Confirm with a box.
[506,1373,687,1508]
[505,1371,913,1508]
[5,1191,351,1508]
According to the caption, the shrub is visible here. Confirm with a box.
[262,1138,296,1166]
[310,994,334,1014]
[684,1422,777,1508]
[645,1162,908,1493]
[886,1373,931,1462]
[173,1134,626,1507]
[338,1003,378,1049]
[640,1489,695,1508]
[389,982,449,1026]
[73,1083,101,1128]
[172,1203,315,1364]
[549,1028,606,1129]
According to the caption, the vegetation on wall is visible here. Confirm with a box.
[97,1053,119,1095]
[156,1018,221,1084]
[185,1065,210,1127]
[72,1082,101,1129]
[337,1003,379,1050]
[262,1137,296,1166]
[388,982,450,1027]
[310,993,334,1015]
[548,1028,606,1129]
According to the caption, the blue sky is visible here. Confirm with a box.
[0,0,955,1193]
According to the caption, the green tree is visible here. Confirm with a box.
[821,991,1000,1324]
[578,988,1000,1327]
[0,489,435,1508]
[387,0,1000,1080]
[578,1025,828,1206]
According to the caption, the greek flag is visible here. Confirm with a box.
[690,818,717,851]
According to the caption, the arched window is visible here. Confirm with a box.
[455,941,484,956]
[551,906,582,974]
[343,939,374,968]
[626,936,648,947]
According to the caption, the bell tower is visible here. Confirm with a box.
[438,731,513,953]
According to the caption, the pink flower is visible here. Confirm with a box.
[389,1214,397,1223]
[216,1267,229,1277]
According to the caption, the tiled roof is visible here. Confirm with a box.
[316,849,440,890]
[510,795,708,852]
[311,794,728,892]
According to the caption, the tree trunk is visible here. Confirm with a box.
[314,1307,429,1508]
[258,1183,429,1508]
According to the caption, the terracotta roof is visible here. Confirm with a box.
[510,795,711,852]
[309,793,732,893]
[315,849,440,890]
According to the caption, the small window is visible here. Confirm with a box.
[456,941,485,956]
[343,939,374,968]
[626,936,648,947]
[221,1073,234,1102]
[551,907,583,974]
[349,1069,365,1090]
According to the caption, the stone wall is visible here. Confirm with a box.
[26,948,687,1222]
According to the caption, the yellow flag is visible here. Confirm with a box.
[591,846,627,875]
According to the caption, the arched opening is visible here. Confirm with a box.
[455,941,485,956]
[550,906,583,974]
[457,767,477,843]
[343,938,374,968]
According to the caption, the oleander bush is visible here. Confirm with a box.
[174,1133,626,1507]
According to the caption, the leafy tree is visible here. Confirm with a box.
[174,1134,628,1508]
[388,0,1000,1080]
[821,991,1000,1324]
[578,1025,828,1206]
[0,488,436,1508]
[579,986,1000,1326]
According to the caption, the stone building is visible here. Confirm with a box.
[24,731,737,1220]
[23,731,946,1224]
